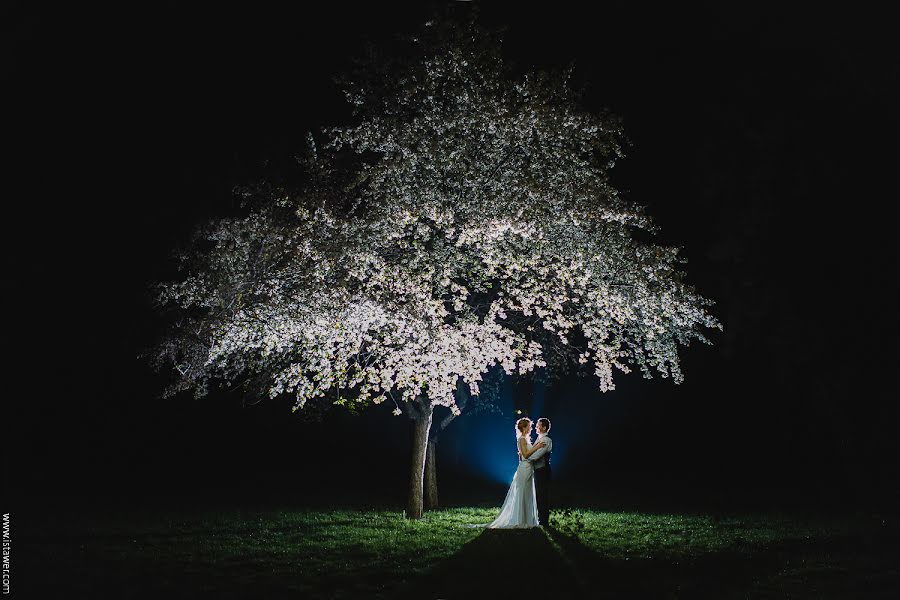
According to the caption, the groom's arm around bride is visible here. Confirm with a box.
[527,435,551,466]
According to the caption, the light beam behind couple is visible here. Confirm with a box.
[468,417,553,528]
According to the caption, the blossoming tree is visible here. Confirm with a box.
[149,16,721,519]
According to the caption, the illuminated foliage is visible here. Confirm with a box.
[150,17,720,417]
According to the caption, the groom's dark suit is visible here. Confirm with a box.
[529,433,552,526]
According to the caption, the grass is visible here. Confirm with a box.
[18,505,900,598]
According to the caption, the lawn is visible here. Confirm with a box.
[18,505,899,598]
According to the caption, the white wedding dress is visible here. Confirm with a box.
[469,436,539,529]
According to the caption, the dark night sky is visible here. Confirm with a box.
[7,2,899,510]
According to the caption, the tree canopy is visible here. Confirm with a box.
[150,16,721,419]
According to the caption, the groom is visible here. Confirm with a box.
[527,418,553,527]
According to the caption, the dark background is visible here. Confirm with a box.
[6,1,898,513]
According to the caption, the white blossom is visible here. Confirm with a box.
[150,18,720,414]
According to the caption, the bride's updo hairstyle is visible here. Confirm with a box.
[515,417,532,438]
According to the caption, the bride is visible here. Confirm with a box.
[470,417,546,529]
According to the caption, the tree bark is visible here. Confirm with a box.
[424,439,438,510]
[406,398,433,520]
[422,390,467,513]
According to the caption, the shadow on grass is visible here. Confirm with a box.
[395,526,588,599]
[394,523,684,599]
[399,519,900,600]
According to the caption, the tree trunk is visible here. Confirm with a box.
[424,439,438,510]
[423,394,466,513]
[406,399,433,520]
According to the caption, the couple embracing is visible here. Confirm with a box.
[471,417,553,529]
